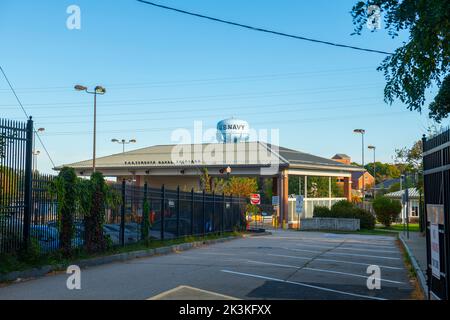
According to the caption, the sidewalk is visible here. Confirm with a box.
[399,231,428,298]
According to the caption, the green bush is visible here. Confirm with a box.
[372,196,402,227]
[312,200,375,230]
[352,208,376,230]
[313,206,331,217]
[51,167,77,257]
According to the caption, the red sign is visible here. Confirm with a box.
[250,194,261,205]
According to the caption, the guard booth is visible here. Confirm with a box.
[423,133,450,300]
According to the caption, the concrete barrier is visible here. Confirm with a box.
[299,218,360,231]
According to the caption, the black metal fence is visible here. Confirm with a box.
[423,132,450,300]
[104,182,246,247]
[1,117,246,257]
[0,117,33,254]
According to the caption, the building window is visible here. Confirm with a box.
[411,205,419,217]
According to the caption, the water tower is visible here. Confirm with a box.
[216,118,250,143]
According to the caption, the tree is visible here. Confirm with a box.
[372,196,402,227]
[199,168,212,193]
[395,140,423,173]
[0,166,18,209]
[351,0,450,121]
[223,177,258,198]
[51,167,77,257]
[364,162,401,183]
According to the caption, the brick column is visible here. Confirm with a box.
[344,176,352,202]
[281,170,289,227]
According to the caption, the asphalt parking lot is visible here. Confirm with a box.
[0,230,414,300]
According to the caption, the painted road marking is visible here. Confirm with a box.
[294,243,398,254]
[284,248,401,260]
[302,267,405,284]
[243,260,404,284]
[268,254,403,270]
[220,270,386,300]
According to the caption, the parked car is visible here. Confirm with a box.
[30,225,84,252]
[151,218,192,239]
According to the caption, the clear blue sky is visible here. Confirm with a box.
[0,0,439,173]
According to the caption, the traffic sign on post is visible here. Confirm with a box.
[250,193,261,205]
[296,195,304,214]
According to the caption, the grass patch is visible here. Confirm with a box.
[378,223,420,232]
[397,239,425,300]
[0,231,242,276]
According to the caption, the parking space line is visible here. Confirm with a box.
[293,240,397,250]
[302,267,405,284]
[220,270,386,300]
[293,243,398,254]
[243,260,404,284]
[285,248,401,260]
[268,254,403,270]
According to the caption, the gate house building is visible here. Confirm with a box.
[59,141,361,227]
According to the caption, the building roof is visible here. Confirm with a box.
[332,153,351,160]
[385,188,420,199]
[374,178,400,190]
[57,141,360,172]
[351,170,371,179]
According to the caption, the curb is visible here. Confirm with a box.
[0,235,242,283]
[399,234,428,299]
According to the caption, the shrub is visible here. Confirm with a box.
[141,198,150,241]
[372,196,402,227]
[313,200,375,229]
[353,208,376,230]
[83,172,108,253]
[51,167,77,257]
[313,206,331,217]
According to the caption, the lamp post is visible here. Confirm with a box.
[32,150,40,172]
[368,145,376,197]
[32,127,45,173]
[353,129,366,199]
[111,138,137,153]
[74,85,106,172]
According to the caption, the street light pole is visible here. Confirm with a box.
[368,145,376,197]
[75,85,106,173]
[93,92,97,171]
[32,127,45,173]
[111,139,137,153]
[354,129,366,199]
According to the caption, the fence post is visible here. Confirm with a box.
[176,185,180,238]
[222,192,225,234]
[230,193,234,231]
[142,182,148,241]
[161,185,165,241]
[22,117,34,250]
[202,189,206,236]
[190,188,194,235]
[120,179,126,246]
[212,191,215,233]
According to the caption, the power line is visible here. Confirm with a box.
[136,0,394,56]
[0,67,376,93]
[0,83,384,109]
[0,65,56,168]
[40,111,414,136]
[14,96,382,120]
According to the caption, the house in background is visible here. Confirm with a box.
[351,171,375,191]
[332,154,351,165]
[373,178,401,194]
[385,188,421,223]
[332,154,375,194]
